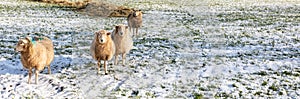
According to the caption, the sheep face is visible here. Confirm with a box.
[115,25,128,37]
[132,10,142,17]
[15,38,31,52]
[96,30,111,44]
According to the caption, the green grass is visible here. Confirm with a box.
[262,81,268,86]
[57,75,67,79]
[268,84,279,91]
[254,91,262,96]
[253,71,268,76]
[193,93,203,99]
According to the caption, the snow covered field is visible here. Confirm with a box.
[0,0,300,98]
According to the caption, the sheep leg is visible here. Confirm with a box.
[122,53,126,66]
[136,28,139,36]
[131,27,135,37]
[35,70,39,84]
[104,61,108,75]
[129,26,132,35]
[48,65,51,74]
[114,54,118,65]
[28,68,32,84]
[129,26,133,36]
[97,60,101,74]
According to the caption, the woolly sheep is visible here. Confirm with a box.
[90,30,115,75]
[112,24,133,65]
[127,9,143,36]
[15,36,54,84]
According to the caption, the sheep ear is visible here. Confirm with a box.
[115,25,119,33]
[25,36,32,43]
[21,39,29,44]
[33,36,39,41]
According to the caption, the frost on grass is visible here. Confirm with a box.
[1,0,300,98]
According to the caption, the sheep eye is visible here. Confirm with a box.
[20,42,24,45]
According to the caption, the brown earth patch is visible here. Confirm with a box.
[29,0,133,17]
[79,1,133,17]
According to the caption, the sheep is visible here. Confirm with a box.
[112,24,133,66]
[127,9,143,37]
[90,30,115,75]
[15,36,54,84]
